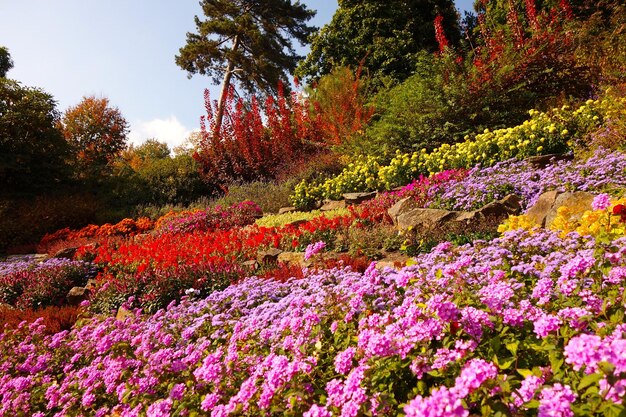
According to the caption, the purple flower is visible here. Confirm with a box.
[513,374,545,408]
[304,404,331,417]
[404,386,468,417]
[534,314,562,338]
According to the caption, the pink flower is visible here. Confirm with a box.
[591,193,611,211]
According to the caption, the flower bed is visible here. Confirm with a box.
[2,228,626,415]
[291,97,617,209]
[154,201,262,235]
[0,258,96,310]
[431,148,626,212]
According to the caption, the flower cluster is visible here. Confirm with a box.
[38,217,154,253]
[154,200,262,235]
[2,227,626,414]
[0,258,96,309]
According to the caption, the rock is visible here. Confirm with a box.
[375,254,410,271]
[343,192,377,205]
[242,260,259,271]
[526,190,560,227]
[320,200,347,211]
[388,198,422,226]
[53,247,78,260]
[116,306,134,322]
[526,153,574,169]
[277,252,310,267]
[278,207,297,215]
[285,219,308,228]
[84,279,98,292]
[257,248,283,264]
[477,194,522,218]
[396,208,458,231]
[545,191,596,228]
[66,286,91,306]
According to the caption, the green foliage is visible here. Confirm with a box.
[574,1,626,84]
[107,140,215,213]
[255,208,350,228]
[0,78,71,195]
[207,179,298,215]
[0,46,13,78]
[296,0,460,87]
[176,0,317,96]
[363,52,469,157]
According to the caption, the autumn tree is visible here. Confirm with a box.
[175,0,317,135]
[58,96,129,177]
[296,0,460,87]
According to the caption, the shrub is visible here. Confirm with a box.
[290,97,612,209]
[154,201,262,235]
[256,208,350,228]
[0,304,80,334]
[0,193,98,254]
[4,228,626,415]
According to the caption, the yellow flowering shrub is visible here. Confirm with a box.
[291,98,615,209]
[497,214,540,234]
[553,198,626,242]
[255,208,350,228]
[499,197,626,243]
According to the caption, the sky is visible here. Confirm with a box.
[0,0,474,150]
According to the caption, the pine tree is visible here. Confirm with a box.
[175,0,316,136]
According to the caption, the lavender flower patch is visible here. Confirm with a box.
[2,228,626,416]
[430,148,626,211]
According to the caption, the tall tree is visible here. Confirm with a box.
[0,46,13,78]
[175,0,317,135]
[296,0,460,87]
[58,95,129,177]
[0,79,70,194]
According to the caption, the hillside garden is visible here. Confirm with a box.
[2,0,626,416]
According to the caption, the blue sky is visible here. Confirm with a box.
[0,0,474,150]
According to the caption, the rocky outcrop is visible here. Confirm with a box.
[278,207,297,214]
[67,286,91,306]
[390,195,522,232]
[545,191,596,228]
[525,153,573,169]
[277,252,311,268]
[343,192,377,205]
[53,247,78,260]
[257,248,283,264]
[320,200,347,211]
[525,191,560,227]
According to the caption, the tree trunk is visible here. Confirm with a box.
[214,34,241,138]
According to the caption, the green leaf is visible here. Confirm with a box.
[600,402,626,417]
[505,341,519,355]
[517,368,534,378]
[578,373,602,390]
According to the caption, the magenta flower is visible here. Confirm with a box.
[591,193,611,211]
[305,241,326,260]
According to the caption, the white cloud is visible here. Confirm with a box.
[128,116,193,150]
